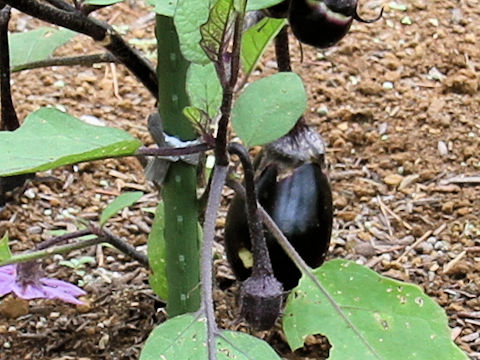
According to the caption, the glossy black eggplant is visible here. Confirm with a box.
[225,122,333,290]
[289,0,382,48]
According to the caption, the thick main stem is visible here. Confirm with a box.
[0,5,19,131]
[155,15,201,316]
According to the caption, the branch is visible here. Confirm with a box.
[215,8,246,166]
[0,227,149,268]
[4,0,158,98]
[274,25,291,72]
[44,0,74,12]
[11,52,119,72]
[135,142,213,157]
[0,237,100,267]
[0,4,19,131]
[200,165,228,360]
[227,143,272,275]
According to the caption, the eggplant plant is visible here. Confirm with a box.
[0,0,469,359]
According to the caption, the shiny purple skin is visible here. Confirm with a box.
[225,161,333,290]
[289,0,356,48]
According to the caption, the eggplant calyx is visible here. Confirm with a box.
[261,120,326,169]
[354,6,384,23]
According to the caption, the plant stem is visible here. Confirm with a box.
[227,143,272,275]
[0,228,148,268]
[215,8,246,166]
[135,143,213,157]
[4,0,158,98]
[0,238,100,267]
[274,25,291,72]
[0,4,19,131]
[155,15,201,316]
[200,165,228,360]
[11,53,118,72]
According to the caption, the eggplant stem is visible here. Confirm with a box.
[354,6,383,23]
[227,143,274,276]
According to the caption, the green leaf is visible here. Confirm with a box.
[0,108,142,176]
[147,202,168,300]
[146,0,178,16]
[186,63,223,119]
[241,17,286,79]
[246,0,284,11]
[283,259,468,360]
[183,106,210,131]
[231,72,306,146]
[99,191,144,226]
[9,28,77,71]
[83,0,124,4]
[0,232,12,262]
[200,0,235,62]
[140,313,282,359]
[174,0,213,64]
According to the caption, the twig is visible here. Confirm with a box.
[11,53,119,72]
[0,5,19,131]
[440,175,480,185]
[376,196,394,238]
[395,230,432,263]
[201,165,228,360]
[443,250,466,274]
[37,228,92,250]
[4,0,158,98]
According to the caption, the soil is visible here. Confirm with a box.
[1,0,480,359]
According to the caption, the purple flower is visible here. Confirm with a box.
[0,262,86,305]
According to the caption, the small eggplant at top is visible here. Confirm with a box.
[225,121,333,290]
[289,0,383,48]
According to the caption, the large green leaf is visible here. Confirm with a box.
[283,259,468,360]
[99,191,144,227]
[9,28,77,71]
[246,0,284,11]
[241,17,286,79]
[231,72,306,146]
[186,63,223,119]
[146,0,177,16]
[147,203,167,300]
[140,313,282,359]
[0,232,12,262]
[174,0,213,64]
[0,108,141,176]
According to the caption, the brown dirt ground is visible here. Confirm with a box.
[1,0,480,359]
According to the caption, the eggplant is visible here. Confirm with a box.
[225,121,333,290]
[289,0,382,48]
